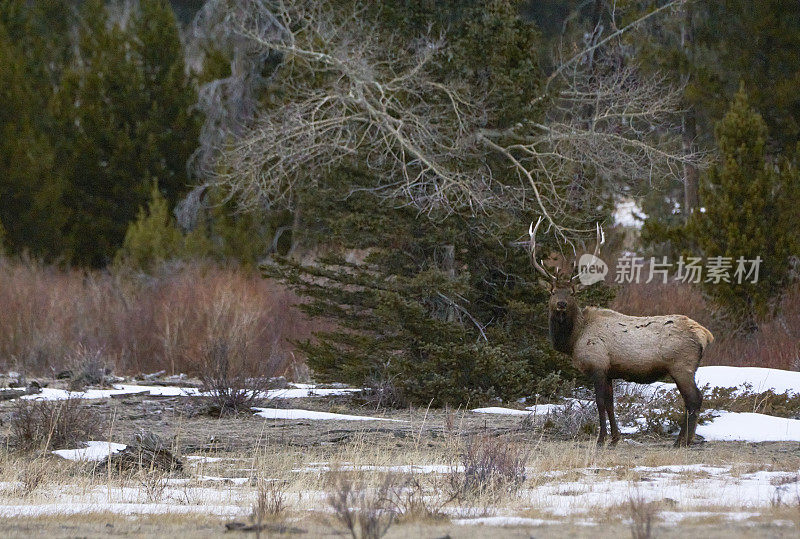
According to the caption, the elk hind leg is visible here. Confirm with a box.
[605,378,621,446]
[593,373,609,446]
[672,372,703,447]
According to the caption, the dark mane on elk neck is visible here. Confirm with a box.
[549,304,579,354]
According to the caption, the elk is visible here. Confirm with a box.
[529,218,714,447]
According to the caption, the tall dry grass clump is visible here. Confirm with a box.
[0,257,316,377]
[613,280,800,371]
[10,397,104,451]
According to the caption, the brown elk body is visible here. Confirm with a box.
[529,219,714,446]
[548,284,713,446]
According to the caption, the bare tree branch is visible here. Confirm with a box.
[188,0,704,242]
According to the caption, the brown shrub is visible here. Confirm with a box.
[199,338,276,416]
[0,258,318,378]
[327,474,397,539]
[10,397,104,451]
[448,435,528,502]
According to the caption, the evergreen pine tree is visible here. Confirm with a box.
[115,183,186,270]
[55,0,199,266]
[0,217,6,255]
[257,1,611,405]
[130,0,200,207]
[0,4,70,258]
[688,87,799,327]
[55,0,148,266]
[115,181,217,271]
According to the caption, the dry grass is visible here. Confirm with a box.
[627,488,656,539]
[449,435,529,502]
[0,426,797,536]
[9,397,105,451]
[327,473,397,539]
[613,280,800,370]
[0,390,796,539]
[0,257,319,378]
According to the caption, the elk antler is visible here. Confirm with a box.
[571,222,605,281]
[529,217,557,281]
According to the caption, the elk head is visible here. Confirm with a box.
[529,218,604,353]
[528,217,605,320]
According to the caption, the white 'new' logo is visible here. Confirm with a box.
[577,254,608,285]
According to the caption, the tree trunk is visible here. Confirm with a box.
[681,2,700,216]
[442,244,457,323]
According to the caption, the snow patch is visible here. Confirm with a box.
[253,408,403,422]
[293,463,462,474]
[266,387,360,399]
[454,516,559,526]
[695,366,800,395]
[697,411,800,442]
[52,441,127,462]
[472,404,563,416]
[613,199,646,228]
[23,384,359,401]
[472,407,531,416]
[25,385,201,401]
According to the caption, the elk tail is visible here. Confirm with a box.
[688,321,714,354]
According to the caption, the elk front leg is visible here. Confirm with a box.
[593,374,609,446]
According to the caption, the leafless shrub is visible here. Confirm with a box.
[539,398,598,439]
[138,469,169,503]
[702,385,800,418]
[448,435,528,502]
[357,376,407,410]
[10,397,104,451]
[628,488,657,539]
[615,383,716,438]
[0,258,315,378]
[327,474,396,539]
[251,478,287,526]
[384,474,448,523]
[63,345,113,391]
[200,339,275,416]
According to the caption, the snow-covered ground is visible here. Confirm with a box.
[52,441,127,462]
[22,383,360,401]
[5,365,800,526]
[3,459,798,525]
[696,412,800,442]
[472,366,800,443]
[252,407,404,422]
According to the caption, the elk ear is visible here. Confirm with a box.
[538,278,554,292]
[571,282,583,294]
